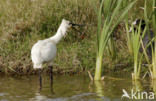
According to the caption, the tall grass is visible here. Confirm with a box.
[131,25,141,80]
[126,19,149,80]
[107,38,117,60]
[141,0,156,79]
[132,23,146,80]
[151,0,156,79]
[94,0,136,80]
[125,21,133,55]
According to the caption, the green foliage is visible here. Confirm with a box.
[131,23,145,80]
[94,0,136,80]
[151,0,156,79]
[125,22,133,55]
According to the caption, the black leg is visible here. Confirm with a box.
[49,66,54,93]
[49,66,53,86]
[38,69,42,90]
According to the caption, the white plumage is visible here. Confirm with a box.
[31,19,71,69]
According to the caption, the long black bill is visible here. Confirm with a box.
[69,22,84,27]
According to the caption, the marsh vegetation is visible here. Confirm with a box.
[0,0,155,80]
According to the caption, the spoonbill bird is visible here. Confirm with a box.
[31,19,76,88]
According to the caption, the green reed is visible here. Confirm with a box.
[94,0,136,80]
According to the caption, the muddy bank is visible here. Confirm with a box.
[0,64,83,76]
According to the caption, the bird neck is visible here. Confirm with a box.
[50,24,67,44]
[50,32,63,44]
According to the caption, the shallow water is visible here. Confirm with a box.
[0,73,155,101]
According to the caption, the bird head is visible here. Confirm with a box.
[62,19,72,29]
[129,19,146,33]
[60,19,72,37]
[60,19,84,37]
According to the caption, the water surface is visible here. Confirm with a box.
[0,73,155,101]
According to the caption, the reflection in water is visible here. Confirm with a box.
[0,74,155,101]
[93,78,128,101]
[94,81,104,97]
[29,93,48,101]
[151,80,156,95]
[132,80,143,92]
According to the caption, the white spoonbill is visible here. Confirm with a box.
[31,19,77,88]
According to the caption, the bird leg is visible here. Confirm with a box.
[38,68,42,90]
[49,66,53,92]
